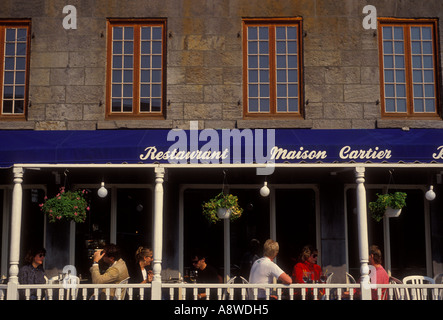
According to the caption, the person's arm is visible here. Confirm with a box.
[278,272,292,284]
[90,265,119,284]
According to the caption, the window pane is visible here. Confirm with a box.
[123,84,132,97]
[394,41,404,54]
[249,84,258,97]
[277,84,286,97]
[259,55,269,68]
[152,41,162,54]
[15,71,25,84]
[412,56,422,68]
[411,42,421,54]
[152,70,161,83]
[260,99,269,112]
[113,42,122,54]
[384,70,394,82]
[260,84,269,97]
[424,84,434,97]
[395,70,405,83]
[152,27,162,40]
[288,70,297,82]
[259,27,268,39]
[152,84,161,97]
[113,27,123,40]
[151,99,161,112]
[395,55,404,68]
[14,86,24,99]
[384,55,394,68]
[411,27,421,40]
[259,41,269,54]
[112,70,122,82]
[287,55,297,68]
[423,56,433,68]
[249,98,258,112]
[422,42,433,54]
[414,99,424,112]
[259,70,269,82]
[14,100,24,114]
[385,84,395,97]
[413,70,422,82]
[396,84,406,97]
[384,41,393,54]
[422,27,432,40]
[288,98,298,112]
[423,70,434,83]
[277,99,286,112]
[124,27,133,40]
[248,27,257,40]
[413,84,423,97]
[383,27,392,40]
[248,41,258,54]
[397,99,406,112]
[385,99,395,112]
[140,85,149,97]
[123,70,133,83]
[112,84,122,97]
[248,56,258,68]
[425,99,435,112]
[2,100,13,113]
[276,41,286,54]
[393,27,403,40]
[249,70,258,82]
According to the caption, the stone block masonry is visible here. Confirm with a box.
[0,0,441,130]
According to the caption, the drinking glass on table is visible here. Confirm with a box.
[302,271,311,283]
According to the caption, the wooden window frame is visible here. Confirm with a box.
[0,20,31,121]
[378,18,441,119]
[106,19,167,120]
[242,18,304,119]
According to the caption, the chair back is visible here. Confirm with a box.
[115,277,130,300]
[389,276,403,300]
[403,275,435,300]
[434,273,443,300]
[326,272,334,284]
[346,272,356,284]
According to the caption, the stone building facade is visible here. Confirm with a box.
[0,0,441,131]
[1,0,442,285]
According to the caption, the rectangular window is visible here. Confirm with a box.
[243,18,303,118]
[378,19,440,118]
[106,19,166,119]
[0,21,30,120]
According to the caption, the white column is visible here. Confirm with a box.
[355,167,371,300]
[7,167,24,300]
[223,219,230,282]
[151,167,165,300]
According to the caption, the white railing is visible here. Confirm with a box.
[0,285,7,300]
[7,282,443,300]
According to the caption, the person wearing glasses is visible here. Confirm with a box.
[18,248,47,300]
[190,249,222,299]
[292,245,322,284]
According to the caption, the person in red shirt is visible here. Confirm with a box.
[369,245,390,300]
[292,245,322,283]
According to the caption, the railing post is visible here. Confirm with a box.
[355,166,371,300]
[7,166,24,300]
[152,167,165,300]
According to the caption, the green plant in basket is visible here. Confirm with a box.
[202,192,243,224]
[368,192,407,222]
[40,187,90,223]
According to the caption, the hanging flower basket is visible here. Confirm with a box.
[40,187,90,223]
[202,192,243,224]
[368,192,407,222]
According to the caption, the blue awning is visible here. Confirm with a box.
[1,129,443,168]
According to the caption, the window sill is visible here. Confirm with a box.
[237,119,313,129]
[377,118,443,129]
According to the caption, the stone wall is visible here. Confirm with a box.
[0,0,442,130]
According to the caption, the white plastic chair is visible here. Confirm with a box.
[346,272,356,284]
[114,277,130,300]
[326,272,334,284]
[388,276,403,300]
[403,275,435,300]
[433,273,443,300]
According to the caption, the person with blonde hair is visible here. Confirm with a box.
[133,246,153,284]
[249,239,292,299]
[292,245,322,284]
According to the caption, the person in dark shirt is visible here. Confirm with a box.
[191,250,222,299]
[18,248,47,300]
